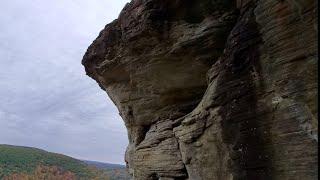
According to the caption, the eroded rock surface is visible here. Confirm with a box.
[82,0,317,179]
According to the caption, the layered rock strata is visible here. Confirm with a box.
[82,0,318,179]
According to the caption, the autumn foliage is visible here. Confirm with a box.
[3,165,77,180]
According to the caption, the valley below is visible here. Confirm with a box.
[0,144,130,180]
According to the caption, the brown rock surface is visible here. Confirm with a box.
[82,0,318,179]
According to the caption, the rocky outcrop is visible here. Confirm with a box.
[82,0,318,179]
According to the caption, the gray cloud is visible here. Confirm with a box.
[0,0,129,164]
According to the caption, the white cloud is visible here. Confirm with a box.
[0,0,129,164]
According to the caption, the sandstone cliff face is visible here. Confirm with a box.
[82,0,318,179]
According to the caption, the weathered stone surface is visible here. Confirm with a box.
[82,0,317,179]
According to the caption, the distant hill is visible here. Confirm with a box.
[83,160,130,180]
[83,160,126,169]
[0,144,109,179]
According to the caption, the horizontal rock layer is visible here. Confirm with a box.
[82,0,318,179]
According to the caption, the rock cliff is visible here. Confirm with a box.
[82,0,318,179]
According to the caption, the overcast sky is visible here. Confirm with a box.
[0,0,129,164]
